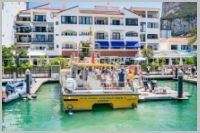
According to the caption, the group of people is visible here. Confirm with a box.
[72,64,145,90]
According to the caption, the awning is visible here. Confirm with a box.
[95,41,109,49]
[111,41,125,49]
[126,41,140,48]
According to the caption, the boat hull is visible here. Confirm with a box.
[62,93,139,111]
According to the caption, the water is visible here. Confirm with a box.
[2,81,197,131]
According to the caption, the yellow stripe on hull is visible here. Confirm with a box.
[62,94,139,111]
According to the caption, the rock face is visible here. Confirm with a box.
[161,2,197,36]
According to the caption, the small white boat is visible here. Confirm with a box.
[2,81,26,103]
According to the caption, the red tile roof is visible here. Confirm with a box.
[160,38,189,44]
[80,9,123,15]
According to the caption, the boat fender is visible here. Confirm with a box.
[132,103,137,109]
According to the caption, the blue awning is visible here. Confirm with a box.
[95,41,109,49]
[126,41,140,49]
[111,41,125,49]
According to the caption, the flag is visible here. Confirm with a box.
[91,52,95,64]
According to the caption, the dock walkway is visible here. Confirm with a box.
[30,78,59,94]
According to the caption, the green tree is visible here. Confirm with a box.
[159,57,166,67]
[188,28,197,44]
[193,54,197,66]
[174,59,180,65]
[150,61,159,71]
[10,45,27,67]
[183,57,194,65]
[50,57,69,69]
[38,55,46,67]
[2,47,13,67]
[141,47,154,64]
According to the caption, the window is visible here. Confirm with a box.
[181,45,190,50]
[112,20,120,25]
[140,22,146,32]
[171,45,178,50]
[56,45,59,48]
[140,34,146,42]
[95,18,108,25]
[34,15,46,22]
[147,22,158,28]
[125,18,138,26]
[63,31,77,36]
[62,44,75,49]
[147,34,158,39]
[96,33,105,39]
[56,34,59,36]
[79,32,89,36]
[112,32,121,40]
[193,45,197,51]
[79,16,92,24]
[48,35,53,42]
[56,21,59,25]
[35,35,46,42]
[35,27,46,32]
[61,16,77,24]
[126,31,138,37]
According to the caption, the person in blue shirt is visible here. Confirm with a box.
[118,69,125,87]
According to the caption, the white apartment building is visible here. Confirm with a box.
[14,4,160,65]
[153,37,197,65]
[2,2,27,47]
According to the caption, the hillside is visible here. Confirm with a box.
[161,2,197,36]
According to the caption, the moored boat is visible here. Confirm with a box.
[60,63,140,112]
[2,81,26,103]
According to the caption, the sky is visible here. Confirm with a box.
[28,2,162,9]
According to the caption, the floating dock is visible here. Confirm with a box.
[138,89,191,102]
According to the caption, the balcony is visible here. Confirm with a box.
[33,28,54,33]
[33,15,46,22]
[32,38,53,45]
[16,16,31,22]
[16,27,32,33]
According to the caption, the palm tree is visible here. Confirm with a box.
[141,47,154,64]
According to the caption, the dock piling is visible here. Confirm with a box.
[178,70,183,98]
[25,69,31,95]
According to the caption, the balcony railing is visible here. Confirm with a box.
[32,38,53,44]
[33,28,54,32]
[33,19,47,22]
[16,17,31,22]
[16,28,32,33]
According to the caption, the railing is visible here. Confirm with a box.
[32,38,53,44]
[2,66,60,79]
[33,28,54,32]
[16,17,31,22]
[16,28,32,33]
[33,19,47,22]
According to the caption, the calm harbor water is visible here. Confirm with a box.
[2,80,197,131]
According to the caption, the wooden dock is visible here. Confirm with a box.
[138,88,191,102]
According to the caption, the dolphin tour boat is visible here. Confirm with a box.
[59,63,140,112]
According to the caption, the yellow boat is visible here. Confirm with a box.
[60,63,140,112]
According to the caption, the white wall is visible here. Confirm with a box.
[2,2,26,47]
